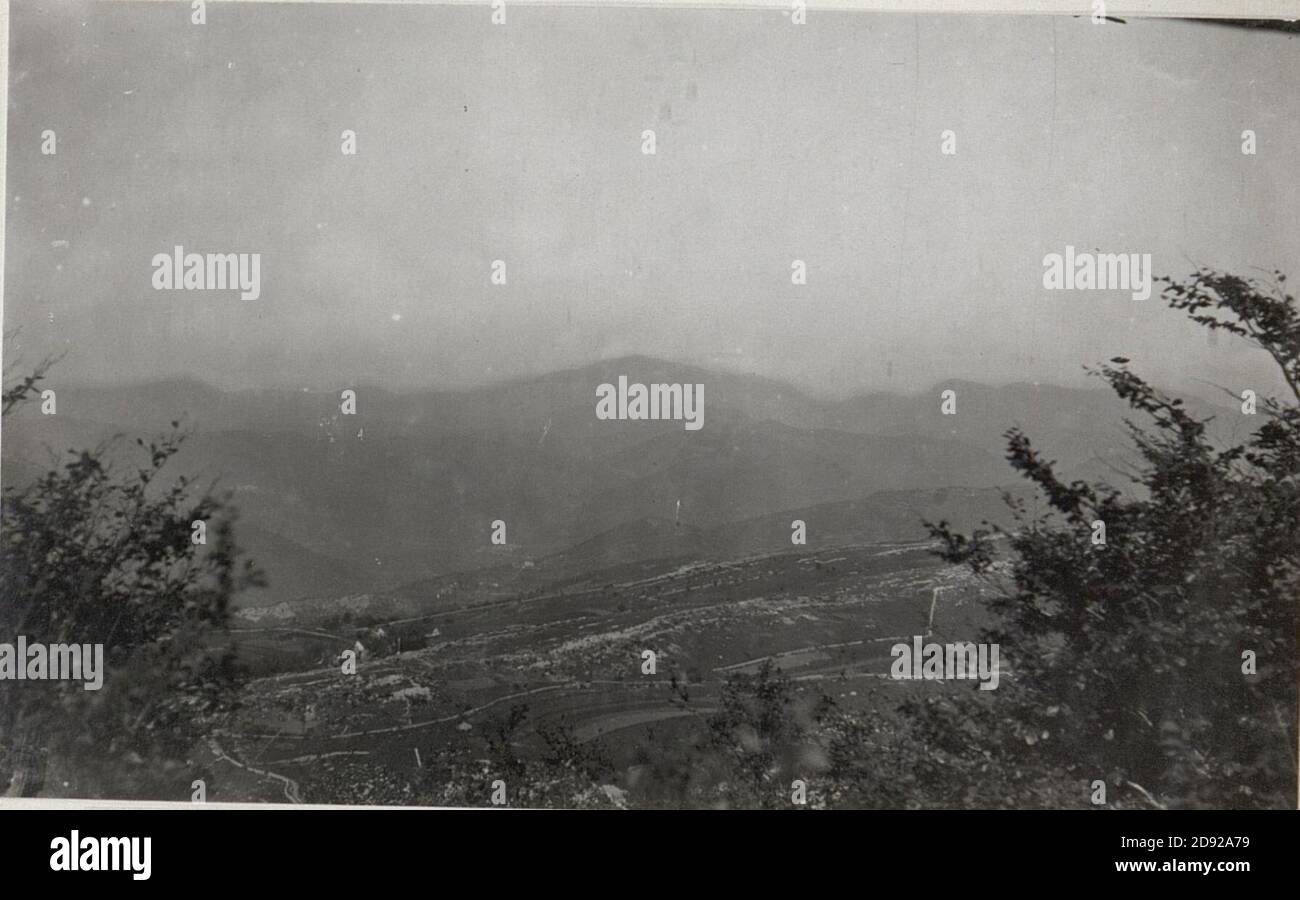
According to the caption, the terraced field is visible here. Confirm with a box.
[208,541,995,804]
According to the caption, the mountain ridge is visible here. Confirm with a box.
[3,357,1237,606]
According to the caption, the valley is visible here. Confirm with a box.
[209,539,998,806]
[0,358,1193,806]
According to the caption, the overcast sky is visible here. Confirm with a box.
[5,2,1298,399]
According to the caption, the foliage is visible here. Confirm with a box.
[923,268,1298,808]
[0,365,262,798]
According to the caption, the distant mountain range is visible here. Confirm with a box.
[2,356,1237,605]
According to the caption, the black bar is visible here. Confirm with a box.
[1,808,1286,886]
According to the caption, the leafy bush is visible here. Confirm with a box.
[0,365,262,798]
[924,268,1298,808]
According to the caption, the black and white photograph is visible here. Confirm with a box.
[0,0,1296,852]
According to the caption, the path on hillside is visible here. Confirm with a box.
[208,738,302,803]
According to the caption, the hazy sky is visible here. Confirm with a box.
[5,2,1298,398]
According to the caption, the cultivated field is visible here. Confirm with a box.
[209,541,994,805]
